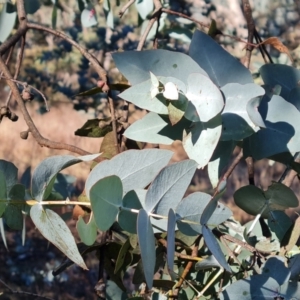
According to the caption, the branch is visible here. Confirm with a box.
[119,0,136,18]
[26,23,107,85]
[137,0,162,50]
[0,56,101,159]
[0,278,54,300]
[242,0,255,68]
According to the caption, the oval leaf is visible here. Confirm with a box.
[202,225,231,272]
[145,160,198,214]
[30,204,87,270]
[186,73,224,122]
[86,149,173,196]
[32,153,100,202]
[90,175,123,231]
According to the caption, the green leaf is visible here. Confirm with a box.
[51,1,57,29]
[186,73,224,122]
[118,190,143,234]
[74,118,112,138]
[264,182,298,208]
[167,94,188,126]
[32,153,100,201]
[220,83,265,140]
[90,176,123,231]
[137,209,156,289]
[3,184,26,230]
[0,160,18,196]
[145,160,198,214]
[183,114,222,169]
[234,185,268,217]
[202,225,231,272]
[86,149,173,196]
[114,238,132,274]
[167,209,176,276]
[76,214,98,246]
[0,171,7,217]
[189,30,253,87]
[100,131,118,159]
[112,49,207,86]
[124,112,191,144]
[0,3,16,43]
[268,211,292,241]
[30,204,88,269]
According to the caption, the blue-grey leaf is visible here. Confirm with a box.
[30,204,88,269]
[183,115,222,168]
[167,209,176,275]
[186,73,224,122]
[86,149,173,196]
[124,113,191,145]
[202,225,231,272]
[137,209,156,289]
[260,64,300,99]
[189,30,253,87]
[287,87,300,111]
[112,49,207,86]
[195,255,221,270]
[0,3,16,43]
[90,175,123,231]
[220,275,278,300]
[262,256,291,285]
[244,95,300,159]
[32,154,100,201]
[208,140,236,188]
[220,83,265,140]
[135,0,153,19]
[145,160,197,214]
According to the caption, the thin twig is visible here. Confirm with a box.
[174,236,200,290]
[137,0,162,50]
[0,278,54,300]
[119,0,136,18]
[0,56,102,159]
[162,8,208,29]
[1,75,49,110]
[27,22,107,84]
[245,157,255,185]
[242,0,255,68]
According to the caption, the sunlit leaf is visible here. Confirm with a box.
[86,149,173,196]
[32,153,100,202]
[30,204,88,269]
[145,160,197,214]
